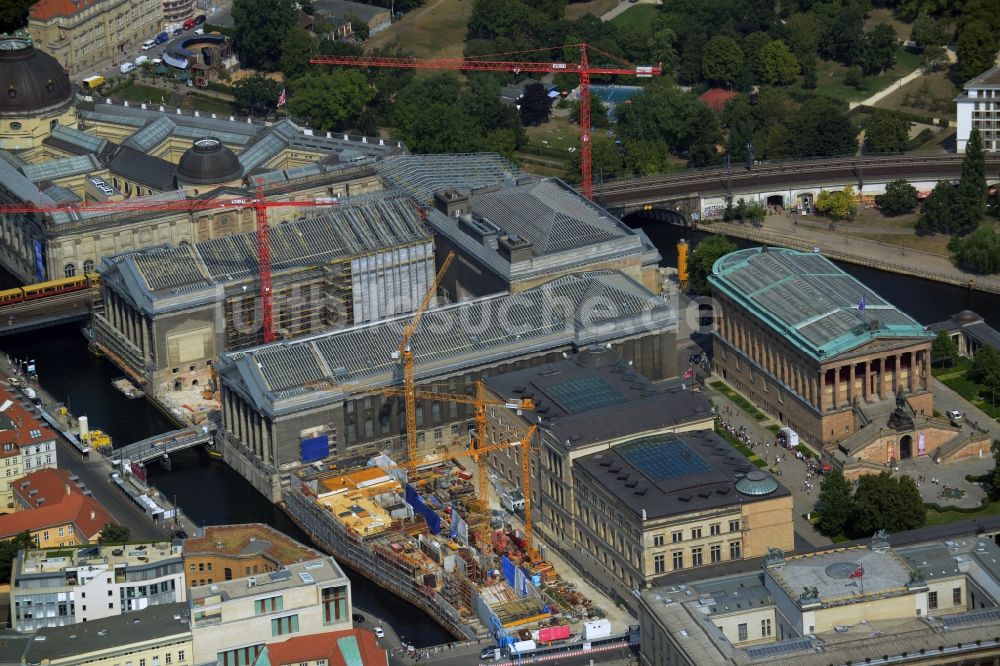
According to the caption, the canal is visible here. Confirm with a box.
[3,219,998,647]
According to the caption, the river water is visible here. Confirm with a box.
[3,217,997,646]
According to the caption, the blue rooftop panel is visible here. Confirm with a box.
[708,247,931,360]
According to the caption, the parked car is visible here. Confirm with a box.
[141,39,156,51]
[134,55,149,66]
[183,17,196,30]
[154,31,169,44]
[173,27,184,35]
[480,646,499,659]
[352,613,365,624]
[373,626,385,638]
[195,14,206,24]
[947,409,964,423]
[119,62,136,74]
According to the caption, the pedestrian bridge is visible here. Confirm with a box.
[115,423,217,466]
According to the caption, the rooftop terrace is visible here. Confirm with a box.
[183,523,319,565]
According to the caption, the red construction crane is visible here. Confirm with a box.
[0,186,341,343]
[310,44,660,200]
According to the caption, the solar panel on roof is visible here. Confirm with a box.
[617,435,712,482]
[745,638,814,659]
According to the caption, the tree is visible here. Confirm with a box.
[759,40,799,85]
[616,79,722,159]
[98,523,131,546]
[232,74,283,116]
[299,0,315,13]
[346,13,370,41]
[865,110,909,154]
[279,27,317,80]
[688,235,736,295]
[949,226,1000,274]
[990,439,1000,501]
[875,179,918,216]
[817,469,853,537]
[288,69,374,132]
[955,19,998,85]
[0,531,34,584]
[850,472,926,537]
[519,82,552,127]
[701,36,744,86]
[957,128,987,228]
[571,135,624,181]
[916,181,962,235]
[970,343,1000,393]
[232,0,298,71]
[815,186,858,221]
[911,13,947,49]
[789,98,856,158]
[784,12,819,63]
[931,330,959,366]
[0,0,32,32]
[860,24,898,76]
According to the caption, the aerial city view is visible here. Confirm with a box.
[1,0,1000,663]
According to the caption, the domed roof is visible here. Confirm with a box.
[952,310,983,325]
[735,470,778,496]
[0,36,73,116]
[176,137,243,185]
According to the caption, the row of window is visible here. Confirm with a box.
[652,521,740,546]
[653,542,741,573]
[64,260,95,278]
[108,651,183,666]
[734,618,771,642]
[928,587,962,609]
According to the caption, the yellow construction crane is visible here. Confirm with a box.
[470,423,539,556]
[394,251,455,475]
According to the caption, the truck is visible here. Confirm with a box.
[506,640,536,656]
[583,618,612,641]
[81,75,105,89]
[497,481,524,512]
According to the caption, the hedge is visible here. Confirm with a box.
[709,380,768,421]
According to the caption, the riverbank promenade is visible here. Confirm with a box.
[700,214,1000,295]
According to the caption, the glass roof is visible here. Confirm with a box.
[545,375,628,414]
[617,435,712,482]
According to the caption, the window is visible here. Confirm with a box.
[43,530,49,541]
[178,651,184,661]
[224,567,232,580]
[140,659,146,666]
[672,551,683,570]
[207,563,212,571]
[738,623,748,641]
[10,122,21,130]
[217,647,259,666]
[321,585,348,624]
[64,263,76,278]
[83,259,94,273]
[710,544,721,563]
[271,614,299,636]
[58,527,64,537]
[953,587,962,606]
[166,655,172,665]
[654,553,665,574]
[254,596,283,614]
[710,523,721,536]
[761,619,772,637]
[729,541,741,559]
[928,591,938,609]
[729,520,741,533]
[671,531,682,543]
[653,534,664,547]
[691,547,703,566]
[691,527,702,540]
[198,563,204,571]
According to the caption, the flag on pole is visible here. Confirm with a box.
[858,293,866,311]
[683,368,694,380]
[849,565,864,579]
[277,88,287,107]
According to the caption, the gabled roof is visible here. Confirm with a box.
[260,629,387,666]
[29,0,97,20]
[108,146,177,190]
[1,469,113,539]
[709,248,931,360]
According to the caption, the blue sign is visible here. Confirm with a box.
[33,240,45,281]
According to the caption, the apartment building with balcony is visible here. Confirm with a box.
[957,64,1000,153]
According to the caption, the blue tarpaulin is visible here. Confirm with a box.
[299,434,329,463]
[502,555,516,588]
[405,483,441,534]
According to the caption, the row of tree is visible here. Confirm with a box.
[817,469,926,538]
[917,128,987,236]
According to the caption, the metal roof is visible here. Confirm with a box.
[376,153,519,204]
[49,123,108,154]
[709,247,931,360]
[218,270,676,416]
[21,154,101,182]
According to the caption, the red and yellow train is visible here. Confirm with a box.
[0,273,99,306]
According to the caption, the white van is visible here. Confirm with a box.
[141,39,156,51]
[134,55,149,66]
[120,62,136,74]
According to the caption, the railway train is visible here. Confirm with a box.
[0,274,99,306]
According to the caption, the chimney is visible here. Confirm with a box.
[90,510,96,520]
[65,484,71,496]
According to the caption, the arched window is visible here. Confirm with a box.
[431,401,441,423]
[82,259,94,274]
[415,405,424,426]
[63,263,76,278]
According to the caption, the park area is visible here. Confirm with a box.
[934,358,1000,422]
[364,0,473,59]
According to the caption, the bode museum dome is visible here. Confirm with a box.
[0,32,77,152]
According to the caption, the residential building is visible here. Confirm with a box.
[215,269,678,501]
[709,248,988,478]
[0,468,112,547]
[189,556,352,665]
[256,629,388,666]
[28,0,164,76]
[20,601,192,666]
[162,0,194,25]
[310,1,392,38]
[1,386,58,509]
[10,539,185,632]
[928,310,1000,359]
[181,523,320,588]
[0,441,21,511]
[637,533,1000,666]
[482,348,715,555]
[956,64,1000,153]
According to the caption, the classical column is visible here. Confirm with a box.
[924,350,932,390]
[907,351,915,392]
[862,359,870,402]
[818,369,826,412]
[892,354,901,392]
[848,363,856,404]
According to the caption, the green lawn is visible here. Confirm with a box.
[111,83,167,104]
[933,358,1000,420]
[179,93,234,116]
[710,380,768,421]
[610,4,660,30]
[803,47,923,102]
[924,499,1000,527]
[715,425,767,467]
